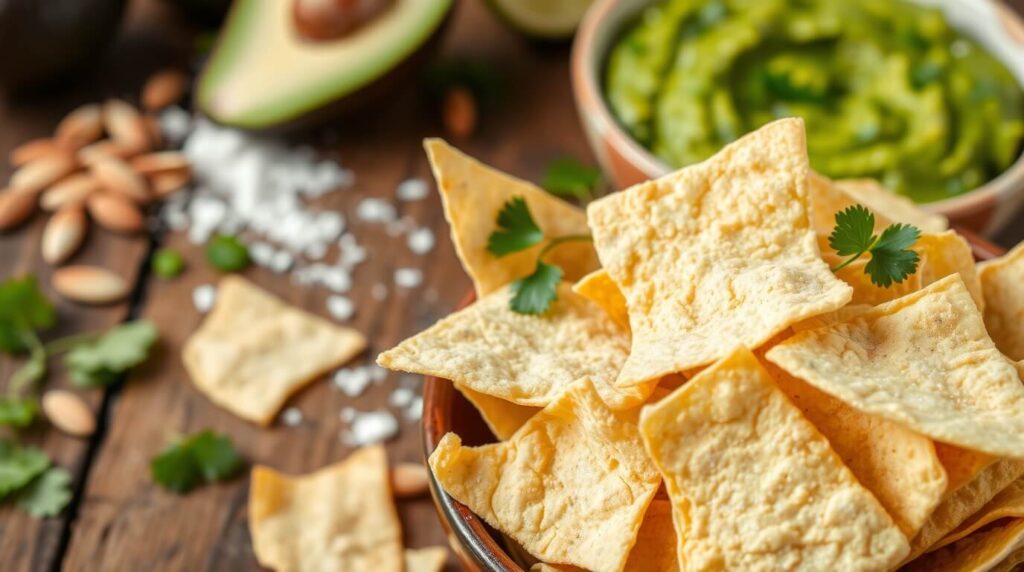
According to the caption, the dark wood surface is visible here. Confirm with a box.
[1,0,1024,570]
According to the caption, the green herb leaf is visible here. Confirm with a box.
[152,248,185,279]
[510,262,563,315]
[9,335,47,393]
[0,397,38,428]
[65,321,158,388]
[205,235,250,272]
[0,276,55,354]
[866,224,922,287]
[828,205,876,257]
[542,158,603,200]
[487,197,544,257]
[151,430,243,494]
[0,442,49,499]
[16,467,71,517]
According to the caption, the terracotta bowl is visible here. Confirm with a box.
[422,232,1006,571]
[570,0,1024,236]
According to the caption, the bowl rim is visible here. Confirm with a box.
[420,230,1005,571]
[570,0,1024,215]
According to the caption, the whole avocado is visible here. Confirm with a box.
[0,0,127,90]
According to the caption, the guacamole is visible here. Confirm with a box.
[605,0,1024,203]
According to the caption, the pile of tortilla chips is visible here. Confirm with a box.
[379,120,1024,571]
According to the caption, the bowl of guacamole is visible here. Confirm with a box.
[572,0,1024,232]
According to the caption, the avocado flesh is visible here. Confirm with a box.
[198,0,452,129]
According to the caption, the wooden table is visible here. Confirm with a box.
[2,1,1023,570]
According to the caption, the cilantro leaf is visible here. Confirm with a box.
[16,467,71,517]
[0,276,55,354]
[828,205,876,257]
[151,430,243,494]
[206,235,250,272]
[152,248,185,279]
[65,321,158,388]
[0,397,38,428]
[542,158,603,200]
[487,197,544,257]
[510,262,563,315]
[866,224,922,287]
[0,442,49,499]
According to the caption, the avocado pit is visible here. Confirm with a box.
[292,0,395,42]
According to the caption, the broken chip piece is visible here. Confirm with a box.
[979,242,1024,361]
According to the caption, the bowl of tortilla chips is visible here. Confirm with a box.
[378,119,1024,571]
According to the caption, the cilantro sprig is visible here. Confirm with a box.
[829,205,922,287]
[542,158,604,201]
[150,430,243,494]
[487,197,592,315]
[0,442,72,518]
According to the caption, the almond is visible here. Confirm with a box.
[87,192,144,233]
[150,171,191,198]
[443,87,477,140]
[91,157,151,203]
[52,265,129,304]
[78,139,138,167]
[42,390,96,437]
[42,205,87,264]
[390,462,429,498]
[141,69,187,111]
[9,152,77,194]
[130,152,190,177]
[144,115,163,149]
[0,189,37,231]
[10,138,61,167]
[40,173,100,211]
[103,99,151,152]
[54,103,104,150]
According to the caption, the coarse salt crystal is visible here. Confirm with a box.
[339,407,356,422]
[396,178,429,202]
[333,367,372,397]
[356,198,397,224]
[389,387,415,408]
[371,283,389,301]
[327,295,355,321]
[407,228,435,255]
[281,407,303,427]
[323,267,351,293]
[395,268,423,289]
[342,411,399,446]
[405,397,423,422]
[193,284,216,313]
[369,365,388,383]
[270,250,294,273]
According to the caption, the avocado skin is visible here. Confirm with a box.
[197,1,454,134]
[0,0,127,90]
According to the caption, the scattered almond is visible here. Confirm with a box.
[54,103,104,150]
[87,192,145,233]
[149,171,191,198]
[131,151,190,177]
[42,390,96,437]
[443,86,477,140]
[10,138,61,167]
[91,157,151,203]
[9,152,77,194]
[103,99,151,152]
[390,462,430,498]
[40,173,100,211]
[52,265,129,304]
[0,189,37,231]
[78,139,138,167]
[141,69,187,111]
[42,206,87,264]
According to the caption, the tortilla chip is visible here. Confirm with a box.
[572,270,629,331]
[979,242,1024,361]
[183,276,366,425]
[429,380,661,572]
[905,518,1024,572]
[424,139,599,296]
[935,443,997,500]
[991,543,1024,572]
[404,547,448,572]
[764,361,946,537]
[808,173,948,237]
[587,118,852,389]
[909,459,1024,560]
[831,257,923,306]
[456,384,539,441]
[378,283,642,409]
[917,231,985,311]
[249,446,402,572]
[932,478,1024,552]
[639,347,908,571]
[766,275,1024,458]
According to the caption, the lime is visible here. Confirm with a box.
[485,0,594,40]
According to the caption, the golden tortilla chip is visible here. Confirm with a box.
[424,139,599,296]
[249,446,402,572]
[766,275,1024,458]
[936,443,997,500]
[183,276,366,425]
[979,242,1024,361]
[932,478,1024,552]
[764,361,946,537]
[905,518,1024,572]
[831,257,923,306]
[909,459,1024,560]
[378,283,641,409]
[639,347,909,571]
[404,547,448,572]
[456,384,538,441]
[429,380,661,572]
[587,118,852,389]
[992,543,1024,572]
[572,270,629,331]
[917,231,985,311]
[808,173,948,237]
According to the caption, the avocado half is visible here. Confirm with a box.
[197,0,453,131]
